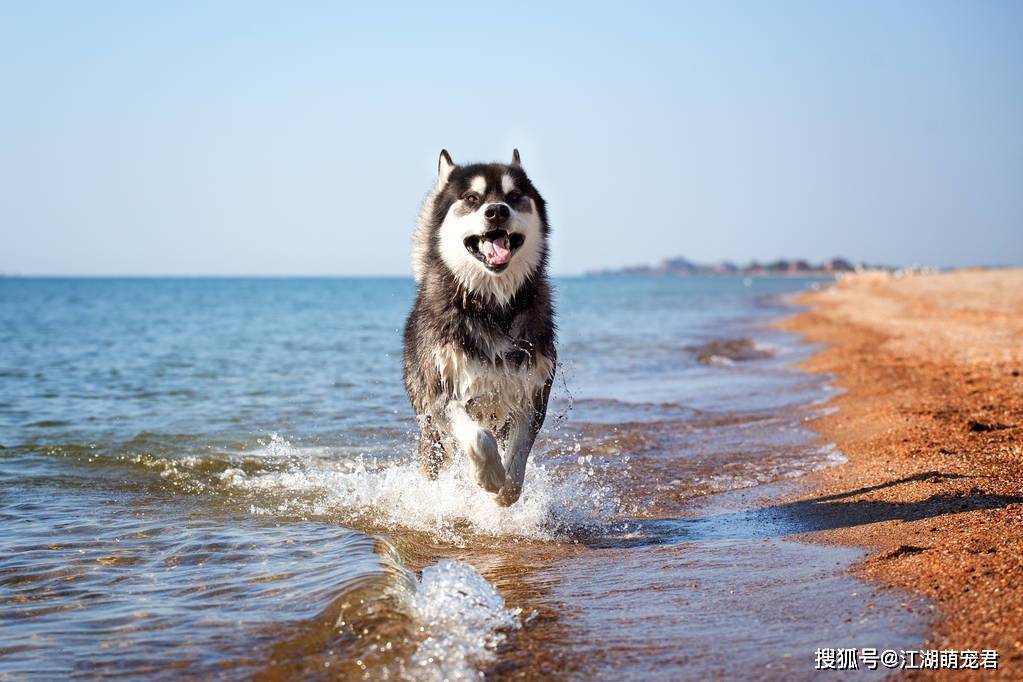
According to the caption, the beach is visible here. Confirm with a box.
[4,272,1020,678]
[781,269,1023,676]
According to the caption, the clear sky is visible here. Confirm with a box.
[2,1,1021,275]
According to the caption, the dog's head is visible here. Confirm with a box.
[414,149,549,305]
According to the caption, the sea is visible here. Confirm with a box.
[0,276,925,680]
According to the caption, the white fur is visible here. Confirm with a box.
[470,175,487,194]
[447,400,484,445]
[501,174,515,194]
[436,198,544,307]
[445,400,505,491]
[412,187,439,283]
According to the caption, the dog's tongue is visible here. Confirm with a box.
[481,235,512,266]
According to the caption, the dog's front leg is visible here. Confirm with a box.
[417,414,447,479]
[495,414,533,506]
[496,374,554,507]
[446,401,505,493]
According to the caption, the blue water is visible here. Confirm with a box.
[0,276,923,680]
[0,276,822,446]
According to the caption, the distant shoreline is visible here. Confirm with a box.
[586,255,869,278]
[585,269,840,278]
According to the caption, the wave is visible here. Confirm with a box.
[407,559,520,680]
[685,337,776,366]
[319,538,521,681]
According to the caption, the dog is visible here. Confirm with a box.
[403,149,556,506]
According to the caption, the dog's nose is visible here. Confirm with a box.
[484,203,511,225]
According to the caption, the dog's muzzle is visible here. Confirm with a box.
[464,230,525,272]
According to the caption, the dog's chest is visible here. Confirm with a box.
[433,341,551,419]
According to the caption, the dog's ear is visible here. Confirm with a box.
[437,149,456,188]
[511,148,522,168]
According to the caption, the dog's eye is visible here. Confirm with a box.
[462,192,480,206]
[506,191,523,204]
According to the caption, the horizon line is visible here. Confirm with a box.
[2,264,1019,279]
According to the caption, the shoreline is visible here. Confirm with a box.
[777,269,1023,677]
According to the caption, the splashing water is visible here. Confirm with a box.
[324,537,520,681]
[229,434,621,543]
[408,560,521,680]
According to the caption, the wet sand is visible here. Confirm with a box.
[779,269,1023,677]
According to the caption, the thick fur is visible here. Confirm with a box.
[403,150,556,506]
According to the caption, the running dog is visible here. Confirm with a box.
[403,149,556,506]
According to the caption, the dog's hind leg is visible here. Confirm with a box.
[496,373,554,507]
[446,401,505,493]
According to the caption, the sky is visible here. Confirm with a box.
[1,1,1021,276]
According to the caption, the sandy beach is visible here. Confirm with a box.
[781,269,1023,677]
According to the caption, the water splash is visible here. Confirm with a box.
[407,560,520,680]
[325,538,520,680]
[231,434,620,543]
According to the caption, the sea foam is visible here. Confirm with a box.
[229,433,620,543]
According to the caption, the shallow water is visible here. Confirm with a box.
[0,276,925,679]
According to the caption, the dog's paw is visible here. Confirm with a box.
[494,483,522,507]
[466,430,505,493]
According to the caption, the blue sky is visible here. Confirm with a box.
[1,1,1021,275]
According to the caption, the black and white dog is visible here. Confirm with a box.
[403,150,556,506]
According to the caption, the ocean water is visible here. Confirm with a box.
[0,276,924,680]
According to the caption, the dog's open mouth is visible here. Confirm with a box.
[464,230,525,272]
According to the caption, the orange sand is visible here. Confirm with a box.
[780,269,1023,678]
